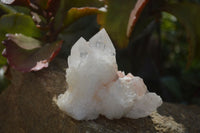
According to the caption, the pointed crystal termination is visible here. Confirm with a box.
[56,29,162,120]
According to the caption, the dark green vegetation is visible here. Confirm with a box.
[0,0,200,105]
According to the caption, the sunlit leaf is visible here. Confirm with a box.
[164,2,200,62]
[5,33,41,49]
[127,0,149,38]
[2,34,62,72]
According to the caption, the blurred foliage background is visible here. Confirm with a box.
[0,0,200,105]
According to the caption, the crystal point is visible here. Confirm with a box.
[56,29,162,120]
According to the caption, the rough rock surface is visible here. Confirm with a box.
[0,58,200,133]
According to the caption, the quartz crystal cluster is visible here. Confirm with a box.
[56,29,162,120]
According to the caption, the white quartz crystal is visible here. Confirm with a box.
[56,29,162,120]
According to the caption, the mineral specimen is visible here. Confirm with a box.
[56,29,162,120]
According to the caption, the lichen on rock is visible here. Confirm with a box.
[56,29,162,120]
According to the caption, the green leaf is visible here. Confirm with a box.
[35,0,49,9]
[0,2,31,14]
[0,13,41,41]
[58,0,104,11]
[98,0,136,48]
[0,54,6,66]
[0,1,17,13]
[164,2,200,62]
[0,13,41,66]
[63,7,104,28]
[12,5,30,14]
[54,0,104,30]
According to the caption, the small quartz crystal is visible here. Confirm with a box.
[56,29,162,120]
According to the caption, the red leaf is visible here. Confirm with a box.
[127,0,149,37]
[33,0,60,15]
[2,34,62,72]
[46,0,60,15]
